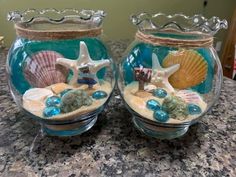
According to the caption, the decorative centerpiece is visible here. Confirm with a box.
[118,13,227,139]
[7,9,116,136]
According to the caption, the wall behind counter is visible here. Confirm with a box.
[0,0,235,56]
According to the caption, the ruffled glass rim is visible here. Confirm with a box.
[131,13,228,36]
[8,8,106,27]
[7,9,106,40]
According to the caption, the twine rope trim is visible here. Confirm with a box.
[15,23,102,40]
[135,30,213,48]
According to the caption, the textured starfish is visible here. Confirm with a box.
[151,53,180,93]
[56,41,110,86]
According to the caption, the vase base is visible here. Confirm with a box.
[133,116,189,139]
[42,116,97,137]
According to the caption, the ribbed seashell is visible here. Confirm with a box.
[23,88,53,116]
[162,50,208,89]
[24,51,69,88]
[23,88,54,102]
[176,90,203,104]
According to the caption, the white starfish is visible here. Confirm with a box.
[56,42,110,86]
[151,53,180,93]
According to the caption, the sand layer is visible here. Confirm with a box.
[123,81,207,124]
[23,80,113,121]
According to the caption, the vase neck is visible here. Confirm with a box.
[8,9,106,40]
[14,22,102,40]
[135,30,213,48]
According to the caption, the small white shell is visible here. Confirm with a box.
[23,100,45,112]
[23,88,53,117]
[23,88,53,102]
[144,84,157,92]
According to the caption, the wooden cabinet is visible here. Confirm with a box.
[222,8,236,79]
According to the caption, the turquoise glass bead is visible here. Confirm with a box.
[188,104,202,115]
[146,99,161,111]
[153,88,167,98]
[45,96,61,107]
[43,106,61,117]
[92,90,108,99]
[60,89,72,97]
[154,110,169,122]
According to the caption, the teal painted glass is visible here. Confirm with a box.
[122,42,214,94]
[153,32,203,40]
[8,37,109,94]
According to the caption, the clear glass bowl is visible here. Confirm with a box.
[7,9,116,136]
[118,13,227,139]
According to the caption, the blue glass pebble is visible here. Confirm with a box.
[43,106,61,117]
[153,88,167,98]
[154,110,169,122]
[92,90,108,99]
[188,104,202,115]
[46,96,61,107]
[146,99,161,111]
[60,89,72,97]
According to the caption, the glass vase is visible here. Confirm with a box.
[118,13,227,139]
[7,9,116,136]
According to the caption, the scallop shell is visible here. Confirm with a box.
[162,50,207,89]
[24,51,69,88]
[176,90,203,104]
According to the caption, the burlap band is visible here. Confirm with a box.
[15,23,102,40]
[135,30,213,48]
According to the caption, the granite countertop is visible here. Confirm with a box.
[0,42,236,177]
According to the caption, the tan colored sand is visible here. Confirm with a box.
[123,81,207,124]
[23,80,113,121]
[49,83,73,94]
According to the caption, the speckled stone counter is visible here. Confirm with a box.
[0,42,235,177]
